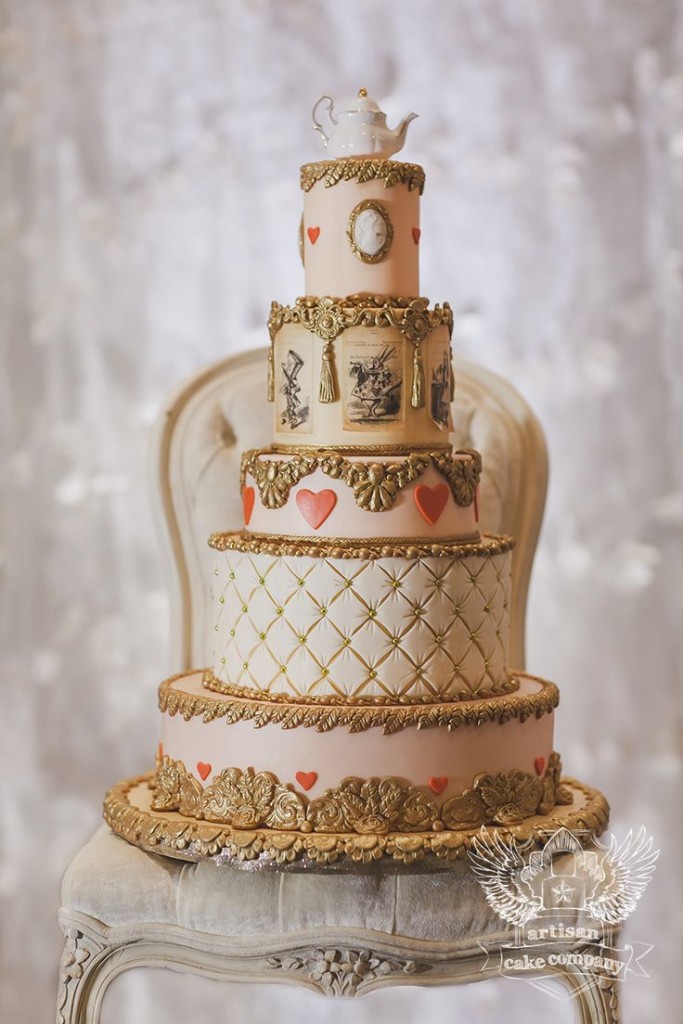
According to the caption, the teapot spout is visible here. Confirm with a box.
[392,111,418,150]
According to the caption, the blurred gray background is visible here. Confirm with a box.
[1,0,681,1020]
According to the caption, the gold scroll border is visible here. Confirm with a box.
[239,447,482,512]
[104,772,609,866]
[160,671,556,734]
[300,158,426,195]
[208,530,514,560]
[148,752,571,836]
[268,296,453,344]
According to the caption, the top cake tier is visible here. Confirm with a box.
[300,159,425,297]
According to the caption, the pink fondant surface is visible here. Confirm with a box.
[304,177,419,297]
[160,672,555,802]
[246,462,477,539]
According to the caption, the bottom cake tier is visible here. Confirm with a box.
[103,669,611,866]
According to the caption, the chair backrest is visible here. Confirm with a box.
[150,347,547,675]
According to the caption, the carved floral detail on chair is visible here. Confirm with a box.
[266,946,430,996]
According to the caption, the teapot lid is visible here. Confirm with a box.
[337,87,383,115]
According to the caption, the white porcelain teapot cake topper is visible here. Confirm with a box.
[312,88,417,158]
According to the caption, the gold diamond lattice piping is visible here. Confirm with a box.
[159,672,556,735]
[148,753,572,836]
[268,296,453,344]
[104,772,609,865]
[300,159,426,194]
[240,448,482,512]
[208,531,513,560]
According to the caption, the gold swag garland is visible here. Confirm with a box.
[239,447,482,513]
[267,295,453,408]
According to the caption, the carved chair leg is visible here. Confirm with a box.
[551,968,620,1024]
[56,925,115,1024]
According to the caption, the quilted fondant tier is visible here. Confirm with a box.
[156,670,562,814]
[241,446,480,541]
[209,535,513,701]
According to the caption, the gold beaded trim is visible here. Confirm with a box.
[104,772,608,866]
[268,296,453,344]
[300,158,426,194]
[160,673,555,734]
[240,447,482,512]
[208,531,513,560]
[147,752,571,836]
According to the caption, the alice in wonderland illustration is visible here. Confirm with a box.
[344,339,403,426]
[430,348,452,429]
[278,348,310,430]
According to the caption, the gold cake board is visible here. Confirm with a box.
[104,773,610,872]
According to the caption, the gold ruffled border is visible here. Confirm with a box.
[240,447,482,512]
[191,673,548,731]
[208,530,515,560]
[103,767,610,866]
[300,159,426,195]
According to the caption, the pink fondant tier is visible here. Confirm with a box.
[242,451,479,540]
[302,170,420,297]
[157,671,557,805]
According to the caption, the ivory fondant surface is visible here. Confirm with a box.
[273,321,452,447]
[245,463,478,539]
[303,176,419,297]
[160,672,554,801]
[210,543,511,699]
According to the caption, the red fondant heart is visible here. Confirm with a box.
[307,226,320,244]
[296,488,337,530]
[412,226,421,244]
[197,762,212,781]
[534,757,546,777]
[296,771,318,791]
[414,483,450,526]
[243,486,255,526]
[428,776,448,795]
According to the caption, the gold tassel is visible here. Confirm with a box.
[319,341,337,403]
[449,346,455,401]
[411,342,425,409]
[267,344,275,402]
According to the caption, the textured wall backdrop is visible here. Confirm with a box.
[2,1,682,1021]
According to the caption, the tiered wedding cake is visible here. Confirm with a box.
[105,92,608,865]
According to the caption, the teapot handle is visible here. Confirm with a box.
[312,94,337,143]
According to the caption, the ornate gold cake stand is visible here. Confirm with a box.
[104,773,609,872]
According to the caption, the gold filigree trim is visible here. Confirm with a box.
[272,443,452,455]
[202,671,519,709]
[208,531,514,560]
[148,753,571,836]
[104,773,609,865]
[268,296,453,344]
[159,672,555,734]
[300,159,426,194]
[240,447,482,512]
